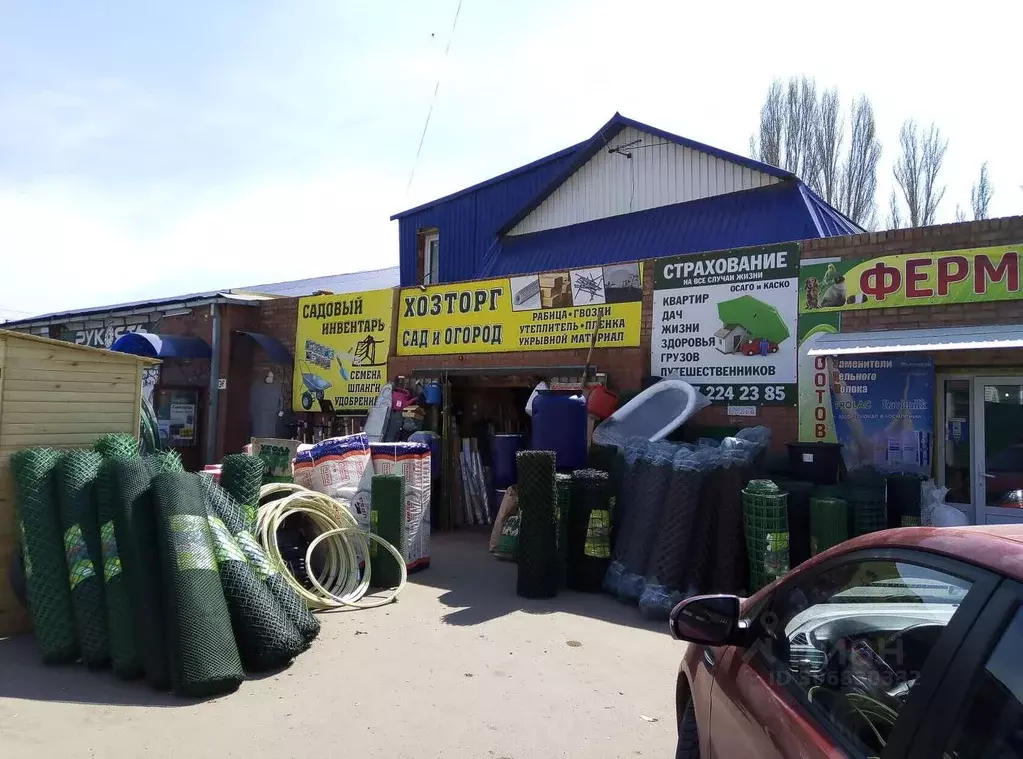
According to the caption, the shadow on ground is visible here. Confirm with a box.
[0,635,234,707]
[409,532,667,633]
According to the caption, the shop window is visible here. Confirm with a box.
[418,230,439,285]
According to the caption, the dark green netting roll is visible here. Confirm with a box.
[516,450,559,599]
[370,474,406,589]
[10,448,79,664]
[221,454,264,533]
[199,476,320,643]
[555,474,572,588]
[96,455,144,679]
[144,451,184,476]
[152,471,244,697]
[568,470,611,593]
[206,513,306,671]
[94,433,140,461]
[56,450,109,669]
[115,458,171,690]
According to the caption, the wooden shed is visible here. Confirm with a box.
[0,329,157,636]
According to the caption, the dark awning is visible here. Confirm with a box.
[235,331,292,364]
[111,332,212,359]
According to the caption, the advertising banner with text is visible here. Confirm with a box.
[652,243,800,406]
[292,288,393,412]
[799,244,1021,313]
[396,263,643,356]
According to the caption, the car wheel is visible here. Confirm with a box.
[676,697,700,759]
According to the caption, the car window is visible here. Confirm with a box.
[944,605,1023,758]
[756,559,972,757]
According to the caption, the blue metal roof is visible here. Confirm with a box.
[495,113,796,236]
[235,331,293,364]
[479,181,851,278]
[111,333,212,359]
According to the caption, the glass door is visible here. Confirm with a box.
[939,377,974,514]
[974,377,1023,525]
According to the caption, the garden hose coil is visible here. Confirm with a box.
[256,483,407,610]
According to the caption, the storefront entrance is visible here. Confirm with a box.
[940,375,1023,525]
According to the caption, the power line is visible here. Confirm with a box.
[405,0,464,197]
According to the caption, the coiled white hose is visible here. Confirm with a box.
[256,483,407,610]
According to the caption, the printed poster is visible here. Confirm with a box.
[292,288,393,412]
[396,263,643,356]
[652,243,799,406]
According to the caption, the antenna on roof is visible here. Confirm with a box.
[608,138,641,158]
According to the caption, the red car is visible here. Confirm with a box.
[670,525,1023,758]
[741,338,779,357]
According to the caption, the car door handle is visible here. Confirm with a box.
[703,647,717,670]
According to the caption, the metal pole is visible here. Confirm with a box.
[205,302,222,464]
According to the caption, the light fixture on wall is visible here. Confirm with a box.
[265,370,275,384]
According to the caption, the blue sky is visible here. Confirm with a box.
[1,0,1020,319]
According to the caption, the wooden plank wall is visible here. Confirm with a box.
[0,335,144,636]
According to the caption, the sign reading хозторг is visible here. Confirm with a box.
[652,243,800,407]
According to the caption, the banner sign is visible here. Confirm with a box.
[797,313,841,443]
[292,288,393,412]
[799,244,1021,313]
[652,243,799,406]
[396,263,643,356]
[831,356,935,476]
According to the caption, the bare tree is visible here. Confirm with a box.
[887,190,903,229]
[955,205,967,223]
[970,162,994,220]
[751,78,880,229]
[892,119,948,226]
[838,96,881,229]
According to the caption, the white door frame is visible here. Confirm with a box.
[973,375,1023,525]
[936,373,974,517]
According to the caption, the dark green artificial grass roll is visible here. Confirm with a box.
[516,450,559,600]
[200,476,320,643]
[56,449,109,669]
[220,454,264,533]
[152,471,244,698]
[115,458,171,690]
[10,448,79,664]
[370,474,405,589]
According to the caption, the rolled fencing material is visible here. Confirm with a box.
[515,451,559,599]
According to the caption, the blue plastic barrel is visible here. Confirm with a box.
[492,434,524,488]
[531,391,588,470]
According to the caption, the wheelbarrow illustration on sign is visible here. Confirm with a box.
[299,359,333,410]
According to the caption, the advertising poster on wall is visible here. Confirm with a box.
[396,263,643,356]
[292,288,393,413]
[652,243,799,406]
[798,243,1021,313]
[831,356,935,476]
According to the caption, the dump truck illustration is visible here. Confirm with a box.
[713,295,790,356]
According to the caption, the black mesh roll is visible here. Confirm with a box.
[617,454,674,603]
[10,448,79,664]
[115,458,171,690]
[774,480,814,569]
[611,457,652,564]
[516,451,559,599]
[144,451,185,476]
[555,474,572,588]
[684,466,724,596]
[646,464,706,590]
[96,455,144,679]
[220,454,265,533]
[152,471,243,697]
[567,470,611,593]
[206,513,307,672]
[56,450,109,669]
[199,477,321,643]
[708,463,752,595]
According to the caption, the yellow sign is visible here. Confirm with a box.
[292,288,393,412]
[396,264,643,356]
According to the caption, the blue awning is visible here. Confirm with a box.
[111,333,212,359]
[235,330,292,364]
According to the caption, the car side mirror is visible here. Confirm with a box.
[669,594,742,646]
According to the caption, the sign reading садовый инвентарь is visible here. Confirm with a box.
[799,243,1022,312]
[292,288,393,413]
[396,263,643,356]
[652,243,799,407]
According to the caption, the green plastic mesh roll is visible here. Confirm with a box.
[115,458,171,690]
[220,454,264,533]
[152,471,244,697]
[95,433,144,678]
[145,451,185,476]
[200,476,320,643]
[516,450,559,599]
[206,511,306,671]
[10,448,79,664]
[370,474,405,589]
[56,450,109,669]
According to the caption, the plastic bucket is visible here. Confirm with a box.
[423,382,442,405]
[391,388,413,411]
[586,385,618,420]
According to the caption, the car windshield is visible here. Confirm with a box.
[830,577,968,605]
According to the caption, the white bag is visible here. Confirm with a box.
[525,381,548,417]
[931,503,969,528]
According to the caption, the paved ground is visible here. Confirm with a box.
[0,533,681,758]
